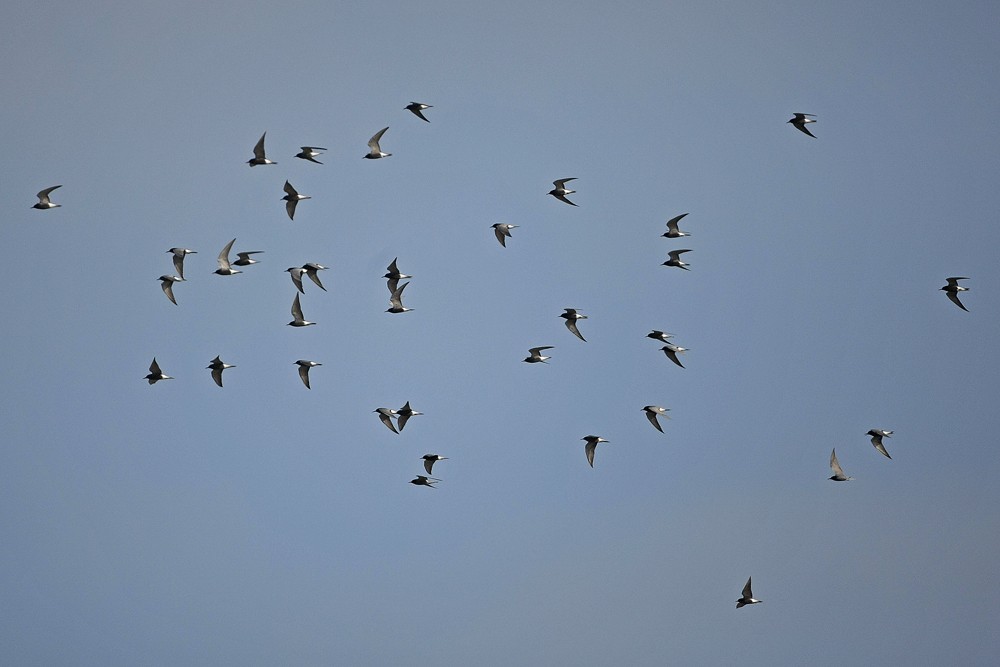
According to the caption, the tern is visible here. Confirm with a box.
[642,406,670,433]
[286,267,307,294]
[288,293,316,327]
[646,330,675,343]
[736,577,762,608]
[560,309,588,341]
[247,132,277,166]
[374,407,400,433]
[940,277,970,311]
[660,344,687,368]
[214,239,242,275]
[384,258,412,294]
[422,454,448,475]
[206,356,235,387]
[548,178,578,206]
[166,248,196,279]
[363,127,391,159]
[302,263,328,291]
[294,360,321,389]
[662,249,693,270]
[829,448,853,481]
[523,346,554,363]
[662,213,691,238]
[491,223,519,248]
[233,250,263,266]
[282,180,310,220]
[158,275,182,305]
[144,358,172,385]
[32,185,62,210]
[582,435,610,468]
[294,146,327,164]
[867,429,894,459]
[788,113,817,138]
[386,281,413,313]
[397,401,423,431]
[405,102,433,122]
[410,475,439,487]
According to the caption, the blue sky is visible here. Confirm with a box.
[2,1,1000,664]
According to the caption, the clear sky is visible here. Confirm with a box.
[2,1,1000,665]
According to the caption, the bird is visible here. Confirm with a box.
[247,132,277,166]
[642,406,670,433]
[405,102,433,122]
[144,358,172,385]
[646,330,675,343]
[302,263,328,291]
[788,113,817,138]
[867,429,894,459]
[662,213,691,238]
[582,435,610,468]
[384,258,412,294]
[829,448,853,481]
[294,146,327,164]
[288,293,316,327]
[233,250,263,266]
[396,401,423,431]
[285,267,307,294]
[158,275,182,305]
[560,309,588,341]
[166,248,196,279]
[214,238,242,275]
[410,475,439,488]
[374,407,400,433]
[548,178,578,206]
[736,577,762,608]
[523,346,554,363]
[940,277,970,311]
[206,356,235,387]
[363,127,391,159]
[662,249,693,270]
[422,454,448,475]
[281,180,310,220]
[491,223,519,248]
[294,360,321,389]
[660,344,687,368]
[32,185,62,209]
[386,281,413,313]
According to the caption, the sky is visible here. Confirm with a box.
[2,1,1000,664]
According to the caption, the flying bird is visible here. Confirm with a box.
[363,127,391,159]
[736,577,762,608]
[523,346,554,363]
[788,113,817,138]
[867,429,894,459]
[642,406,670,433]
[294,360,321,389]
[548,178,578,206]
[829,448,853,481]
[582,435,610,468]
[247,132,277,166]
[662,213,691,238]
[560,309,588,341]
[660,344,687,368]
[294,146,327,164]
[144,358,172,385]
[302,263,328,291]
[166,248,196,279]
[396,401,423,432]
[384,258,412,293]
[386,281,413,313]
[288,293,316,327]
[158,275,182,305]
[206,356,235,387]
[422,454,448,475]
[662,249,693,270]
[214,238,242,275]
[281,181,310,220]
[405,102,433,122]
[646,330,675,343]
[374,407,400,433]
[233,250,263,266]
[940,277,970,311]
[286,267,307,294]
[410,475,439,488]
[32,185,62,209]
[491,223,519,248]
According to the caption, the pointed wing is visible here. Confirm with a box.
[368,127,389,150]
[377,412,399,433]
[946,291,969,311]
[553,178,577,189]
[211,366,224,387]
[666,213,688,232]
[742,577,753,599]
[288,268,305,293]
[565,319,586,342]
[291,294,305,320]
[794,122,817,138]
[493,225,507,247]
[283,180,297,196]
[529,346,554,355]
[149,358,162,375]
[217,238,236,270]
[423,458,435,475]
[387,258,400,274]
[830,448,845,477]
[945,277,969,286]
[397,413,411,432]
[645,410,663,433]
[585,440,597,467]
[305,268,327,291]
[160,278,177,305]
[172,254,187,279]
[285,198,298,220]
[37,185,62,203]
[298,364,312,389]
[662,347,685,368]
[552,192,578,206]
[873,438,892,459]
[389,281,409,309]
[252,133,267,159]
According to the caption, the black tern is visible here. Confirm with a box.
[396,401,423,432]
[384,258,411,294]
[288,293,316,327]
[233,250,263,267]
[386,281,412,313]
[214,239,242,275]
[560,309,588,341]
[363,127,391,159]
[660,344,687,368]
[788,113,817,138]
[661,213,691,238]
[829,448,853,481]
[642,406,670,433]
[282,180,310,220]
[158,275,182,305]
[582,435,610,468]
[374,407,400,433]
[940,277,970,311]
[294,146,327,164]
[662,249,693,270]
[302,263,328,291]
[491,223,519,248]
[32,185,62,210]
[294,360,321,389]
[144,358,172,385]
[405,102,433,122]
[646,330,675,343]
[523,346,554,363]
[867,429,894,459]
[548,178,578,206]
[247,132,277,166]
[166,248,196,279]
[422,454,448,475]
[736,577,762,608]
[410,475,439,487]
[207,356,235,387]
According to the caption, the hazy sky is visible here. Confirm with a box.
[3,1,1000,665]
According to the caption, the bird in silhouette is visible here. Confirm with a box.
[32,185,62,209]
[422,454,448,475]
[158,275,182,305]
[660,344,687,368]
[662,249,693,270]
[788,113,817,138]
[405,102,433,122]
[642,406,670,433]
[736,577,762,608]
[662,213,691,238]
[144,358,172,385]
[867,429,894,459]
[386,281,413,313]
[207,356,235,387]
[940,277,970,311]
[214,239,242,276]
[363,127,391,159]
[582,435,610,468]
[397,401,423,432]
[560,309,588,341]
[247,132,277,166]
[294,146,327,164]
[523,346,554,363]
[294,360,321,389]
[548,178,578,206]
[384,258,412,294]
[410,475,439,487]
[491,223,519,247]
[166,247,196,279]
[374,407,400,433]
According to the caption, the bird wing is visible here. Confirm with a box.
[283,180,297,196]
[149,358,162,375]
[305,268,327,291]
[298,364,312,389]
[291,294,305,320]
[565,319,586,342]
[529,346,554,355]
[830,449,845,477]
[794,123,817,138]
[662,348,685,368]
[285,198,298,220]
[377,412,399,433]
[945,277,969,286]
[493,225,507,247]
[553,178,576,188]
[423,458,435,475]
[742,577,753,599]
[389,281,409,308]
[666,213,688,232]
[217,238,236,269]
[552,192,578,206]
[160,278,177,305]
[37,185,62,203]
[873,438,892,459]
[645,410,663,433]
[369,127,389,150]
[585,440,597,467]
[172,254,186,279]
[252,133,267,159]
[288,269,305,293]
[946,291,969,311]
[211,366,224,387]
